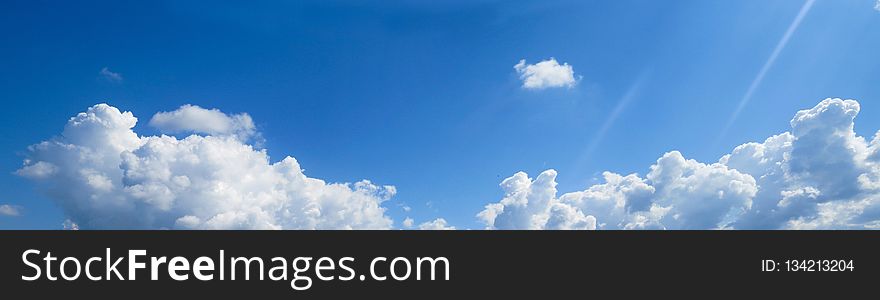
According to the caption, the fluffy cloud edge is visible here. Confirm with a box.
[417,218,456,230]
[148,104,258,141]
[479,98,880,230]
[513,58,579,90]
[0,204,22,217]
[18,103,396,230]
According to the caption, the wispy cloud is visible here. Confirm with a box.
[0,204,21,217]
[99,67,123,82]
[718,0,816,142]
[875,0,880,11]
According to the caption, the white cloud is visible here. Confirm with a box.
[16,160,58,178]
[402,217,414,228]
[0,204,21,217]
[875,0,880,12]
[18,103,396,229]
[479,98,880,230]
[149,104,257,141]
[99,67,123,82]
[513,58,578,90]
[62,219,79,230]
[479,154,754,230]
[418,218,456,230]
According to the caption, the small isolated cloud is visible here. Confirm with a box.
[99,67,123,82]
[18,103,396,229]
[149,104,257,141]
[62,219,79,230]
[875,0,880,11]
[0,204,22,217]
[514,58,578,90]
[479,98,880,230]
[402,217,414,228]
[418,218,455,230]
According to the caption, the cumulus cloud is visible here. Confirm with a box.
[99,67,123,82]
[18,103,396,229]
[16,160,58,178]
[402,217,415,228]
[418,218,456,230]
[479,98,880,230]
[62,219,79,230]
[149,104,257,141]
[513,58,578,90]
[0,204,21,217]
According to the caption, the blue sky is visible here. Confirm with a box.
[2,0,880,229]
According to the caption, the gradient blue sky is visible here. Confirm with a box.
[2,0,879,229]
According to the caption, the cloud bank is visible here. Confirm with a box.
[514,58,578,90]
[479,98,880,229]
[18,104,396,229]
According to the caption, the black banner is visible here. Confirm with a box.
[0,231,875,297]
